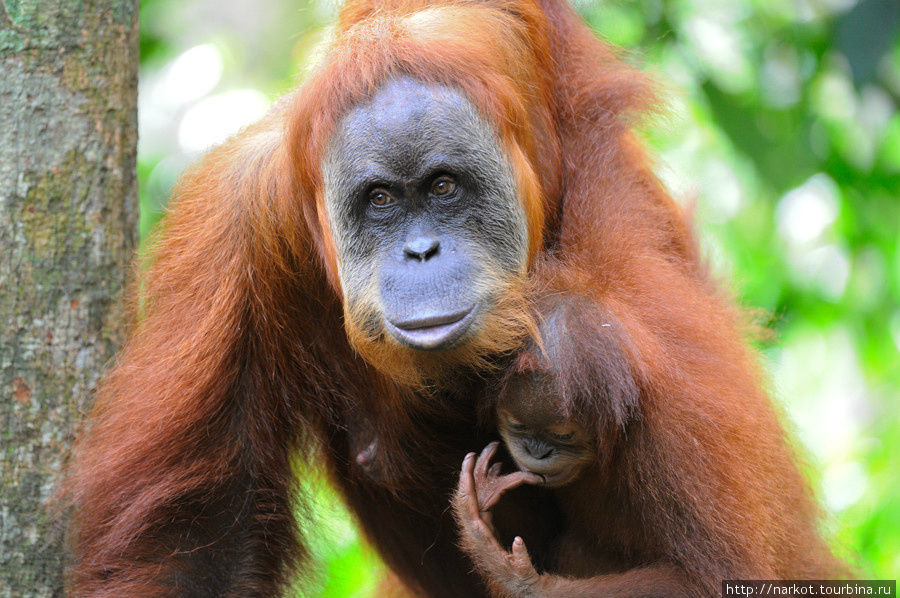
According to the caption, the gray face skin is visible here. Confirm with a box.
[322,77,529,351]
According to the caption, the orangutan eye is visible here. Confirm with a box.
[369,188,395,207]
[551,431,575,441]
[431,176,457,197]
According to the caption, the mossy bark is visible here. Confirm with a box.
[0,2,138,596]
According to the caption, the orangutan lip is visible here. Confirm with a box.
[386,306,476,350]
[391,307,473,330]
[527,470,563,486]
[539,474,562,487]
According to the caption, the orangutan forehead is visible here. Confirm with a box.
[324,76,510,187]
[499,373,565,425]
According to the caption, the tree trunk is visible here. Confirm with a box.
[0,2,138,596]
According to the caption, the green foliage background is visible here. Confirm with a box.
[137,1,900,594]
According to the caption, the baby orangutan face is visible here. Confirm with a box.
[497,374,593,488]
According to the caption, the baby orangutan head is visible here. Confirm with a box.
[496,373,594,488]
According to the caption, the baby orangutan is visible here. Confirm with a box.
[453,372,693,597]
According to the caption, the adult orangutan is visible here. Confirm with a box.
[62,0,846,596]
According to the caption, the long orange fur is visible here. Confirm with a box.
[62,1,846,596]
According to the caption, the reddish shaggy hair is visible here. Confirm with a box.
[61,1,847,597]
